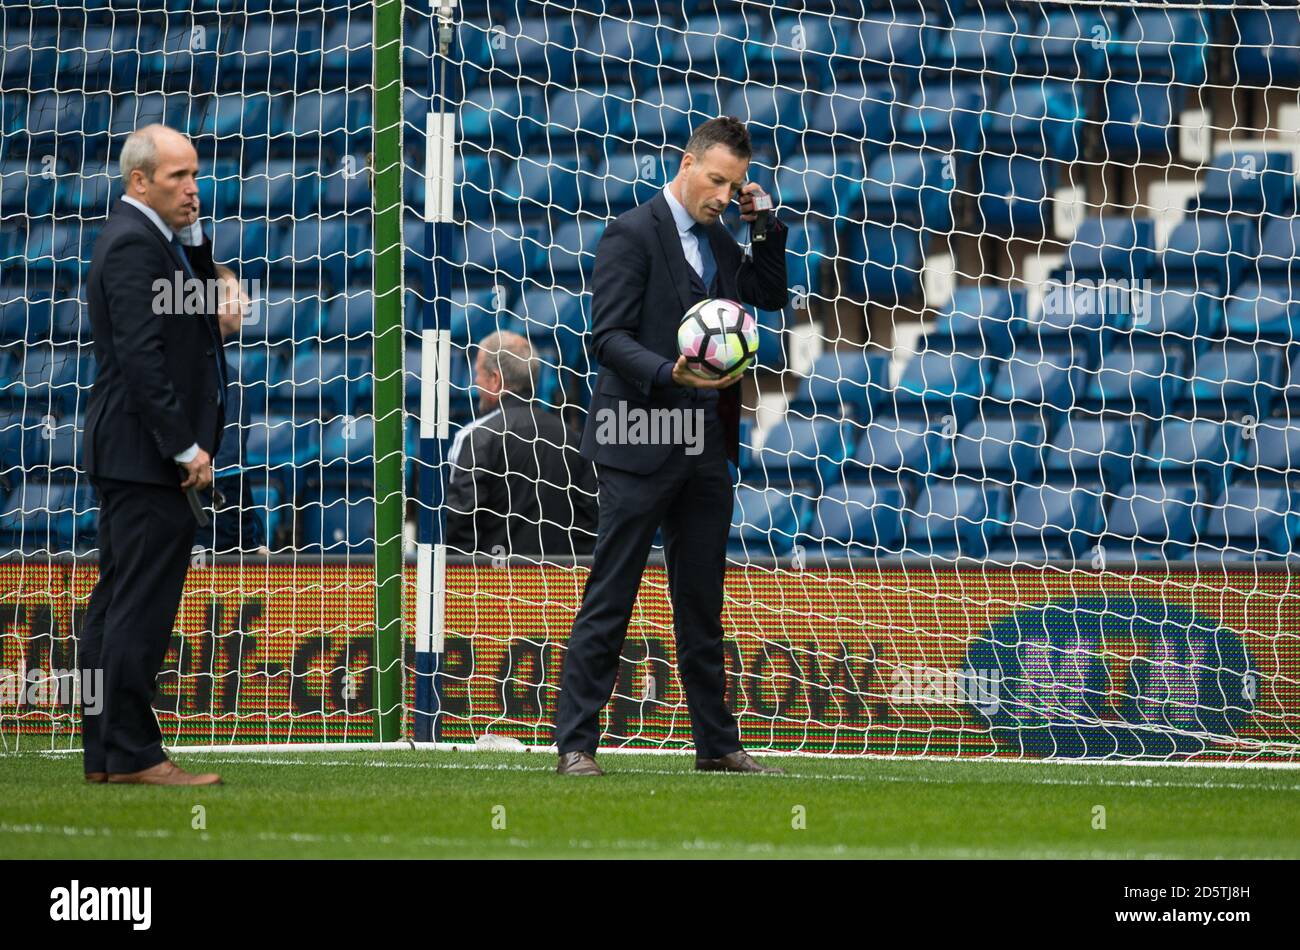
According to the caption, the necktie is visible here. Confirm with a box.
[171,234,197,279]
[689,222,717,294]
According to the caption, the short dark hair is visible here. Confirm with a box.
[683,116,752,162]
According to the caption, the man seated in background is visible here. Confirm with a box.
[445,330,597,560]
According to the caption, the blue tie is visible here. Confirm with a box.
[171,234,197,279]
[689,222,717,294]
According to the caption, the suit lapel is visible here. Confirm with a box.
[652,192,700,314]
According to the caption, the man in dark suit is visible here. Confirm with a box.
[555,117,789,775]
[445,330,598,559]
[78,124,228,786]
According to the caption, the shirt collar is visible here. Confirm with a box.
[121,195,174,243]
[662,184,701,237]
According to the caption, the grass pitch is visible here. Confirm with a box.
[2,749,1298,859]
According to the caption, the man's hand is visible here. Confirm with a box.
[179,448,213,491]
[670,356,744,389]
[737,182,771,222]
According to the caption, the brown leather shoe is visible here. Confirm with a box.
[695,750,784,774]
[556,751,604,776]
[107,759,222,786]
[85,772,107,784]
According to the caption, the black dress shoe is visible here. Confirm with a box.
[85,772,107,784]
[695,750,784,774]
[556,751,604,776]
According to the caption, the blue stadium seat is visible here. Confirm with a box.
[583,151,670,215]
[788,350,890,420]
[986,80,1085,161]
[926,13,1017,81]
[752,307,787,373]
[1,27,58,89]
[1043,415,1147,494]
[749,12,844,87]
[923,285,1024,358]
[902,480,1009,560]
[977,154,1058,238]
[841,412,947,487]
[669,13,752,82]
[55,163,113,218]
[714,85,802,159]
[1192,150,1295,217]
[775,153,863,221]
[1126,290,1220,347]
[0,480,96,555]
[781,218,829,300]
[318,162,371,213]
[1160,217,1258,294]
[225,346,271,414]
[1014,9,1108,79]
[728,485,806,559]
[457,84,544,155]
[1028,281,1135,361]
[272,217,351,285]
[1110,10,1208,85]
[450,221,547,291]
[319,290,374,346]
[987,483,1106,562]
[321,15,372,82]
[2,160,58,219]
[893,82,986,151]
[300,487,375,553]
[1236,422,1300,493]
[512,286,587,367]
[1192,486,1300,563]
[1234,9,1300,87]
[862,147,953,231]
[799,482,907,563]
[454,153,500,223]
[269,348,371,415]
[573,16,674,86]
[483,16,578,84]
[244,414,321,476]
[843,11,928,86]
[947,416,1047,485]
[243,160,306,215]
[444,286,507,346]
[1102,83,1185,161]
[0,413,37,485]
[619,84,719,149]
[239,290,324,347]
[1143,418,1240,501]
[1258,216,1300,283]
[988,344,1086,414]
[540,85,633,151]
[237,16,324,90]
[1082,346,1186,416]
[1060,216,1156,281]
[309,413,376,489]
[0,287,54,344]
[889,348,986,424]
[1178,342,1286,419]
[804,82,898,155]
[499,154,585,220]
[549,217,606,281]
[1223,282,1300,343]
[10,344,89,414]
[746,418,853,491]
[1100,481,1202,562]
[840,221,924,303]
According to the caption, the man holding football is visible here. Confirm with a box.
[555,116,790,775]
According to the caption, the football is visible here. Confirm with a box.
[676,298,760,380]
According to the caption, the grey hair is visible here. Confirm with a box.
[118,124,178,183]
[478,330,535,398]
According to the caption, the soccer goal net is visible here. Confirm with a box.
[4,0,1300,763]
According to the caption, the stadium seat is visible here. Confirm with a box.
[788,350,890,420]
[443,286,507,346]
[1099,481,1202,562]
[1223,283,1300,343]
[947,416,1048,485]
[1059,216,1156,281]
[803,82,898,156]
[977,154,1058,238]
[1126,291,1220,348]
[1160,217,1258,295]
[540,85,633,151]
[618,84,719,149]
[244,415,322,491]
[1235,421,1300,492]
[1143,418,1240,501]
[727,485,806,559]
[499,154,585,220]
[745,418,853,491]
[9,344,90,415]
[892,82,986,151]
[1102,83,1185,161]
[774,153,864,222]
[454,153,501,223]
[1110,10,1208,85]
[243,160,307,215]
[0,288,54,344]
[799,482,907,563]
[573,16,674,87]
[1192,150,1295,218]
[457,84,545,156]
[449,221,547,292]
[0,479,96,555]
[862,147,953,232]
[839,220,924,303]
[889,348,986,425]
[668,12,752,82]
[306,413,376,489]
[987,344,1086,414]
[268,349,371,417]
[923,285,1024,359]
[482,16,577,85]
[1042,415,1147,495]
[548,217,606,281]
[319,290,374,346]
[716,85,803,159]
[1177,342,1286,420]
[1082,346,1186,416]
[1014,9,1108,80]
[511,286,587,368]
[582,151,669,215]
[300,487,376,553]
[985,80,1085,162]
[926,13,1017,81]
[1234,9,1300,87]
[321,15,372,83]
[843,11,928,87]
[749,12,843,88]
[987,482,1106,562]
[1193,485,1300,561]
[901,480,1010,560]
[1028,281,1135,362]
[840,412,947,487]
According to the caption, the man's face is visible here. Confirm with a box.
[677,144,749,225]
[474,350,503,412]
[130,131,200,232]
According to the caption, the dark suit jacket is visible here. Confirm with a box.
[578,191,789,474]
[83,199,227,487]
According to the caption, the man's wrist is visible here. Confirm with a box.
[173,443,200,464]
